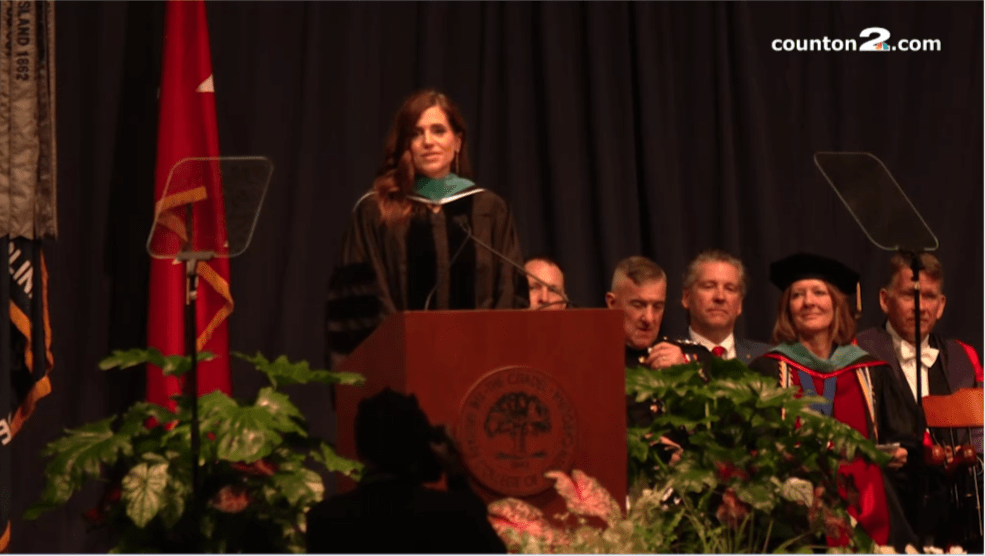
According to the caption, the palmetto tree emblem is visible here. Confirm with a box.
[484,392,551,457]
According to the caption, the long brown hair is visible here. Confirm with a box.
[771,280,856,346]
[372,90,473,225]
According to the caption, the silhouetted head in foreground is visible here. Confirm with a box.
[355,388,443,483]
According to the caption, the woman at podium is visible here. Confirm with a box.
[749,253,916,550]
[327,90,527,367]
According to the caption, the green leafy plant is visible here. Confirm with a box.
[25,349,364,553]
[626,357,888,553]
[490,358,893,553]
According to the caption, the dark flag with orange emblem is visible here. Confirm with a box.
[0,0,58,551]
[146,0,233,409]
[0,239,53,551]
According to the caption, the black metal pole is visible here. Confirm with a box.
[910,253,924,428]
[908,251,929,546]
[184,259,200,503]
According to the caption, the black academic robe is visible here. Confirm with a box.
[856,327,983,454]
[857,326,984,550]
[326,188,528,367]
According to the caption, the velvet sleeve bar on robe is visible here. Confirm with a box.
[326,188,528,368]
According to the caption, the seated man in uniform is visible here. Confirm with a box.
[524,256,568,310]
[681,249,770,363]
[856,252,983,550]
[605,256,707,428]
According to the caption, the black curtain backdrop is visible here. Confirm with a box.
[10,1,981,552]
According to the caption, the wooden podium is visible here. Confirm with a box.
[334,308,627,518]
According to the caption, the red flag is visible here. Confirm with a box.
[147,0,232,408]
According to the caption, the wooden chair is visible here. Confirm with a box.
[923,387,983,429]
[921,387,983,548]
[922,388,981,469]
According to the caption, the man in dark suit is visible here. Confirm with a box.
[856,252,983,551]
[680,249,770,364]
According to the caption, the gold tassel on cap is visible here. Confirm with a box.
[856,282,862,315]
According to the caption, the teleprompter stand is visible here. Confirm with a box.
[146,156,273,510]
[814,152,981,548]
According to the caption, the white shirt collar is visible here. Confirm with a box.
[885,321,939,400]
[689,328,735,359]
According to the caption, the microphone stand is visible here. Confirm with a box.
[423,220,474,311]
[455,219,575,308]
[533,299,569,310]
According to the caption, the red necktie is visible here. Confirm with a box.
[712,346,726,358]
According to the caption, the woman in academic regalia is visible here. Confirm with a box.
[749,252,916,550]
[326,90,527,367]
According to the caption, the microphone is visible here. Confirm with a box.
[533,299,568,310]
[453,216,574,309]
[423,217,472,311]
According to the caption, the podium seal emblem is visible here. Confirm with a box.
[456,366,578,497]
